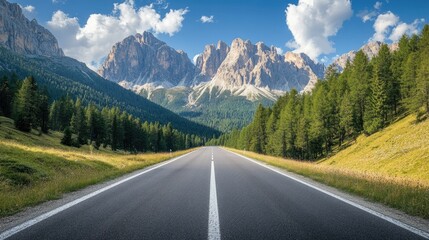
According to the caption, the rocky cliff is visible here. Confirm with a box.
[100,33,325,103]
[333,41,399,71]
[98,32,196,95]
[190,39,324,102]
[0,0,64,57]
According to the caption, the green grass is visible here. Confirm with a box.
[0,116,194,217]
[319,115,429,182]
[226,115,429,219]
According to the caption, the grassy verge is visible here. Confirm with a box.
[227,148,429,219]
[0,117,194,217]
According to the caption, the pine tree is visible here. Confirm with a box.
[339,92,354,144]
[249,104,267,154]
[49,101,61,130]
[296,94,311,159]
[364,45,390,134]
[414,25,429,118]
[13,76,39,132]
[38,92,50,133]
[0,76,13,117]
[401,53,419,112]
[75,100,88,144]
[349,50,371,132]
[415,53,429,117]
[61,126,73,146]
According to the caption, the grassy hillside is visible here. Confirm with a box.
[227,115,429,219]
[0,116,193,217]
[319,115,429,182]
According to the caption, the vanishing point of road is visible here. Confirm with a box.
[1,147,427,240]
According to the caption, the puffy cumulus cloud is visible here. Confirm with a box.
[200,15,214,23]
[370,11,424,42]
[372,11,399,41]
[46,0,188,70]
[389,18,425,42]
[285,0,352,60]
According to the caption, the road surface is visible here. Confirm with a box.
[1,147,427,240]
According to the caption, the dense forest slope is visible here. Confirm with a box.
[0,47,219,137]
[211,25,429,160]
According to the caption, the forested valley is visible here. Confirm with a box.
[0,76,204,153]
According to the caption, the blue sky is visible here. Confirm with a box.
[10,0,429,69]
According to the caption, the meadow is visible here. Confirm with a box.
[0,117,193,217]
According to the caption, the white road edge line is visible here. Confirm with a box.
[208,160,221,240]
[0,150,198,240]
[226,149,429,239]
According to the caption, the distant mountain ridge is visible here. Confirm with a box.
[0,0,218,137]
[332,41,399,71]
[100,32,325,102]
[99,32,325,131]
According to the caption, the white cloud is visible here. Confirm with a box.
[370,11,425,43]
[285,0,353,60]
[372,11,399,42]
[19,5,35,19]
[389,18,425,42]
[285,40,299,49]
[200,15,214,23]
[193,54,201,64]
[374,1,382,10]
[46,0,188,70]
[275,47,283,55]
[358,10,378,23]
[358,1,383,23]
[22,5,35,13]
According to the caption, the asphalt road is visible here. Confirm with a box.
[1,147,427,240]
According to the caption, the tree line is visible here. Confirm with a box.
[208,25,429,160]
[0,47,219,138]
[0,76,204,152]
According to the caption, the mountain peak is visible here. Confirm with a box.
[99,32,195,89]
[217,40,228,50]
[0,0,64,57]
[134,31,165,49]
[332,41,399,71]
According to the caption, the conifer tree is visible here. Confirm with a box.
[61,126,73,146]
[249,104,267,154]
[401,53,419,112]
[0,76,13,117]
[349,50,371,132]
[38,92,50,133]
[365,45,390,133]
[111,114,119,151]
[14,76,38,132]
[415,53,429,117]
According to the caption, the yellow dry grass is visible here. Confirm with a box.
[225,115,429,219]
[319,115,429,183]
[0,116,194,217]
